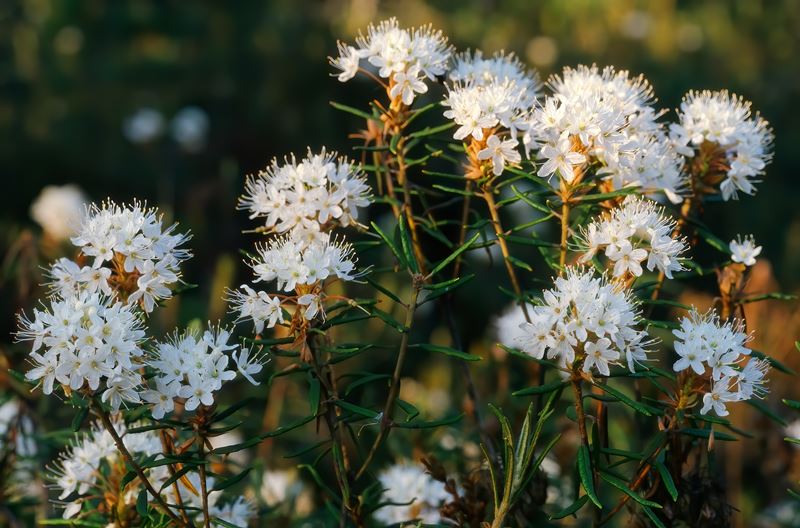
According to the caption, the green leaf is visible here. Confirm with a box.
[427,231,482,277]
[136,488,148,516]
[212,467,252,491]
[739,292,797,304]
[211,397,257,423]
[600,471,662,508]
[412,343,482,361]
[394,413,464,429]
[577,445,602,508]
[747,399,787,426]
[641,505,668,528]
[594,382,655,416]
[680,427,738,442]
[654,459,678,502]
[370,221,405,266]
[397,214,419,273]
[572,187,638,204]
[334,400,379,419]
[120,470,137,491]
[330,100,378,121]
[407,122,454,139]
[159,464,195,492]
[259,415,316,439]
[549,495,590,520]
[512,380,570,397]
[71,405,90,432]
[364,276,404,304]
[783,399,800,410]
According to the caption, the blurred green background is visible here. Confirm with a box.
[2,1,800,525]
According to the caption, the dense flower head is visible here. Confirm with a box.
[229,232,358,327]
[330,17,452,105]
[672,309,769,416]
[50,418,163,518]
[238,148,371,238]
[252,233,357,292]
[143,325,263,417]
[670,90,773,200]
[448,49,539,105]
[515,268,650,374]
[66,200,191,313]
[373,462,449,525]
[51,418,255,524]
[729,234,762,267]
[17,291,146,410]
[526,65,686,202]
[579,196,688,279]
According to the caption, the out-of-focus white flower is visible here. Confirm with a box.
[30,184,88,241]
[122,107,165,144]
[170,106,210,152]
[493,302,535,347]
[729,234,762,267]
[373,462,449,525]
[260,469,303,508]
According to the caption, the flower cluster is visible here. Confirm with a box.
[51,419,255,524]
[526,65,686,202]
[230,233,358,327]
[670,90,773,200]
[330,18,452,105]
[443,51,538,176]
[51,419,161,519]
[729,234,762,267]
[579,196,688,279]
[374,462,449,525]
[515,268,650,374]
[672,309,769,416]
[62,201,191,312]
[238,149,371,238]
[18,292,145,410]
[143,326,264,418]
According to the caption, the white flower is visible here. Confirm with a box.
[331,18,452,100]
[170,106,209,152]
[478,134,522,176]
[526,65,687,200]
[16,291,146,408]
[373,462,449,525]
[670,90,773,200]
[30,185,88,241]
[583,338,619,376]
[579,196,688,279]
[233,347,268,386]
[145,325,243,417]
[672,309,768,415]
[67,201,191,313]
[700,377,737,417]
[729,234,762,266]
[238,149,371,236]
[389,67,428,105]
[537,136,586,182]
[122,107,164,144]
[260,469,303,507]
[493,302,535,347]
[515,268,650,373]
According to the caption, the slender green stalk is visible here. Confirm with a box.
[355,282,421,480]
